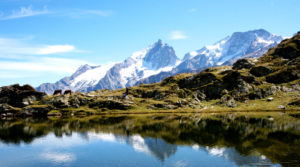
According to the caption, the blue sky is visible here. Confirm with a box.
[0,0,299,87]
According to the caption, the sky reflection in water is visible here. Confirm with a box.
[0,131,279,167]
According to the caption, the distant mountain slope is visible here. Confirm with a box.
[139,29,282,84]
[37,29,282,94]
[37,40,180,94]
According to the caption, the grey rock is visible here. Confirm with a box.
[278,105,286,109]
[0,103,13,113]
[22,96,37,106]
[22,105,52,116]
[220,95,237,108]
[48,95,70,108]
[267,97,274,101]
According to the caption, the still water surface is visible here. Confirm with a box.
[0,113,299,167]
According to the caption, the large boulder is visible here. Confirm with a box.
[273,39,300,60]
[219,95,237,108]
[266,69,299,84]
[250,66,273,77]
[49,95,70,108]
[0,84,46,107]
[222,71,243,90]
[21,105,53,116]
[232,59,254,70]
[0,103,14,113]
[178,72,217,89]
[200,82,223,99]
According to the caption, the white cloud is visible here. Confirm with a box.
[0,36,91,79]
[0,5,49,20]
[0,37,78,55]
[170,30,188,40]
[0,6,115,20]
[40,152,76,163]
[37,45,76,55]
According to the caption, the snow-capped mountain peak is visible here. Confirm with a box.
[181,29,282,70]
[117,40,180,87]
[37,29,283,94]
[37,39,180,94]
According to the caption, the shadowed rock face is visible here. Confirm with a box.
[0,84,45,108]
[250,66,273,77]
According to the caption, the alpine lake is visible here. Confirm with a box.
[1,112,300,167]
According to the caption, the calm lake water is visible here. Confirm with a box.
[0,113,299,167]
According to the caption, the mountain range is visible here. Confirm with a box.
[37,29,283,94]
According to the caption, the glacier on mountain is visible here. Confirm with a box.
[37,40,180,94]
[37,29,283,94]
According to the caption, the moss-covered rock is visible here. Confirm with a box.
[266,69,299,84]
[250,66,273,77]
[232,59,254,70]
[178,72,217,89]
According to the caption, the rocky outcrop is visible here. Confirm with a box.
[232,59,254,70]
[0,104,14,113]
[47,95,70,108]
[219,95,237,108]
[0,84,46,108]
[21,105,53,116]
[266,69,299,84]
[250,66,272,77]
[272,35,300,60]
[178,72,217,89]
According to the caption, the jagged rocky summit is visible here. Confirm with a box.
[37,29,282,94]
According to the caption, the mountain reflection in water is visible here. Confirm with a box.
[0,112,299,167]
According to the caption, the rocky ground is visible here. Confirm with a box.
[1,32,300,117]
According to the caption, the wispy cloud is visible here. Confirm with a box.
[0,6,115,20]
[64,9,115,18]
[169,30,189,40]
[0,37,78,55]
[37,45,76,55]
[0,5,49,20]
[0,36,91,79]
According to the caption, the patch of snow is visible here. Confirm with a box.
[71,63,115,88]
[256,36,275,45]
[189,51,198,57]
